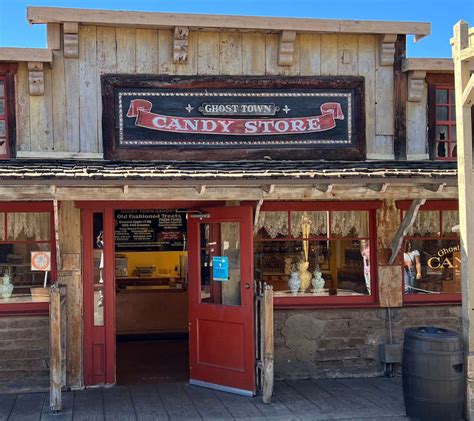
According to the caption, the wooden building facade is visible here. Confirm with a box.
[0,6,464,394]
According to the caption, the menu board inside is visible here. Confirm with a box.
[115,210,186,251]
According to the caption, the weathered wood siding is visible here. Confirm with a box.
[15,25,395,159]
[407,80,429,159]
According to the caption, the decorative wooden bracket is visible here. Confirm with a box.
[253,199,264,234]
[63,22,79,59]
[262,184,275,194]
[389,198,426,264]
[173,27,189,64]
[278,31,296,66]
[28,62,44,96]
[407,70,426,102]
[367,183,389,193]
[313,184,334,194]
[423,183,446,193]
[379,34,397,66]
[195,185,206,195]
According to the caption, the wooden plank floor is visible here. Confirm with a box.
[0,378,408,420]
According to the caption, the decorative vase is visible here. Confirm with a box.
[297,260,312,293]
[288,270,301,295]
[311,270,325,294]
[1,273,13,299]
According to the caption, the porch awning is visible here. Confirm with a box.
[0,160,457,183]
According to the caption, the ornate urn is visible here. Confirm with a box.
[311,270,325,294]
[288,269,301,295]
[1,273,13,299]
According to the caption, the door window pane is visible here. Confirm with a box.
[93,213,104,326]
[7,212,51,241]
[200,222,241,306]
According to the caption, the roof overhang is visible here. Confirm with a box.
[402,57,474,73]
[27,6,431,39]
[0,47,53,63]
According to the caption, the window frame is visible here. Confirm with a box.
[255,201,381,308]
[0,201,56,315]
[0,64,17,160]
[397,200,460,305]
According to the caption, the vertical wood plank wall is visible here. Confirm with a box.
[15,26,406,158]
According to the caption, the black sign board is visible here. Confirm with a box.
[103,76,365,160]
[114,210,186,252]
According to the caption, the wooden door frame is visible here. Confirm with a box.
[78,200,226,386]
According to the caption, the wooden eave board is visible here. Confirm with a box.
[0,47,53,63]
[402,57,474,73]
[27,6,430,37]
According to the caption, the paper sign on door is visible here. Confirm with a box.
[212,256,229,281]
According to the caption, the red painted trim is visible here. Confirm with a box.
[0,64,18,74]
[0,302,49,315]
[404,293,461,304]
[75,200,224,210]
[396,200,458,211]
[104,207,116,385]
[0,202,54,211]
[260,201,382,211]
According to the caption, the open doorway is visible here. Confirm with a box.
[113,209,189,384]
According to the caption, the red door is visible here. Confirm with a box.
[188,206,255,395]
[82,208,116,385]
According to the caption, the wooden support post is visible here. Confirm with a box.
[50,284,62,412]
[262,284,274,404]
[452,19,474,419]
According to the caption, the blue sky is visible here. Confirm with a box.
[0,0,473,58]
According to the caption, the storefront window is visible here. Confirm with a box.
[0,205,54,307]
[254,203,378,305]
[399,201,460,302]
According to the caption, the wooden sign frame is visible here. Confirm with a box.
[102,75,365,161]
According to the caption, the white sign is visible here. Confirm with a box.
[31,251,51,272]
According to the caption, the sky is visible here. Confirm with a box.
[0,0,473,58]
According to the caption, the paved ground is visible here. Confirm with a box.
[0,378,407,420]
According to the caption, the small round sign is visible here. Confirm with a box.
[31,251,51,272]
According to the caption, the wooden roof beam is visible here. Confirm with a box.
[313,184,334,194]
[367,183,389,193]
[27,7,431,37]
[0,47,53,63]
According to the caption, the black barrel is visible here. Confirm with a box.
[402,326,464,421]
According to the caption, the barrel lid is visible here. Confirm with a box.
[404,326,462,342]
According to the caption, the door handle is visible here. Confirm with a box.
[244,283,251,289]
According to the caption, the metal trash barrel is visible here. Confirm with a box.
[402,326,464,421]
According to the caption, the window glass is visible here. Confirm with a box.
[0,99,4,114]
[93,213,104,326]
[404,239,460,295]
[0,80,4,97]
[434,87,456,160]
[0,243,51,303]
[436,89,448,104]
[443,210,459,237]
[436,106,448,121]
[0,121,5,138]
[7,212,51,241]
[331,211,368,237]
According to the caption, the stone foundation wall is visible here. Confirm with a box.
[0,316,49,393]
[274,305,462,380]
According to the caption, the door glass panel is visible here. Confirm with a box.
[200,221,241,306]
[93,213,104,326]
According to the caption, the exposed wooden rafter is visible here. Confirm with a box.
[367,183,389,193]
[423,183,446,193]
[262,184,275,194]
[195,185,206,195]
[253,198,264,234]
[313,184,334,194]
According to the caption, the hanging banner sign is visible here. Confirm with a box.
[126,99,344,136]
[116,87,355,149]
[212,256,229,282]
